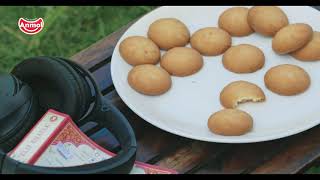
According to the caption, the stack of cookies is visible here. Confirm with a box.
[119,6,319,137]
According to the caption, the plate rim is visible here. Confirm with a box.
[110,6,320,143]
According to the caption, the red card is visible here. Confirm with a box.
[9,109,178,174]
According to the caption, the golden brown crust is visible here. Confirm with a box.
[147,18,190,50]
[119,36,161,66]
[222,44,265,73]
[291,31,320,61]
[128,64,172,96]
[272,23,313,54]
[160,47,203,77]
[220,81,266,108]
[264,64,311,96]
[207,109,253,136]
[218,7,254,37]
[190,27,232,56]
[247,6,289,36]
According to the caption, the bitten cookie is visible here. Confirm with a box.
[272,23,313,54]
[119,36,160,66]
[264,64,311,96]
[291,31,320,61]
[208,109,253,136]
[248,6,289,36]
[160,47,203,77]
[147,18,190,50]
[128,64,172,96]
[190,27,232,56]
[220,81,266,108]
[222,44,265,73]
[218,7,254,37]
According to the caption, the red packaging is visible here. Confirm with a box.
[9,109,177,174]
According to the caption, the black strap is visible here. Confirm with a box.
[0,149,5,170]
[1,57,137,174]
[1,100,137,174]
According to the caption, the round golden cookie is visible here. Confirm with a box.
[218,7,254,37]
[222,44,265,73]
[128,64,172,96]
[220,81,266,109]
[160,47,203,77]
[119,36,160,66]
[264,64,311,96]
[248,6,289,36]
[272,23,313,54]
[291,31,320,61]
[190,27,232,56]
[147,18,190,50]
[208,109,253,136]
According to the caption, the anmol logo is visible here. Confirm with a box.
[18,18,44,35]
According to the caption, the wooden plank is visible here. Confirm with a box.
[154,141,229,174]
[80,121,97,133]
[91,62,113,94]
[80,50,233,173]
[135,126,186,163]
[70,7,161,70]
[251,126,320,174]
[67,16,233,172]
[312,6,320,11]
[97,84,231,171]
[100,89,232,173]
[88,70,230,171]
[91,71,320,174]
[90,128,120,153]
[70,20,137,69]
[63,7,232,173]
[71,6,318,71]
[194,140,290,174]
[102,90,193,164]
[102,89,231,170]
[102,91,149,140]
[195,126,320,174]
[72,6,320,173]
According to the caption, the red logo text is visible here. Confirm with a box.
[18,18,44,35]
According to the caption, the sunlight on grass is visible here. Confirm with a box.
[306,166,320,174]
[0,6,155,72]
[0,6,319,174]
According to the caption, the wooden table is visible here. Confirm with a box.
[70,6,320,174]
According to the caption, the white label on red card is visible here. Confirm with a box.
[9,111,66,163]
[9,109,178,174]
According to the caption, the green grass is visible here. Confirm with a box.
[0,6,319,174]
[306,166,320,174]
[0,6,155,72]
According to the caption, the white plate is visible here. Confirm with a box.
[111,6,320,143]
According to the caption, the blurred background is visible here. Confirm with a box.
[0,6,319,174]
[0,6,155,72]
